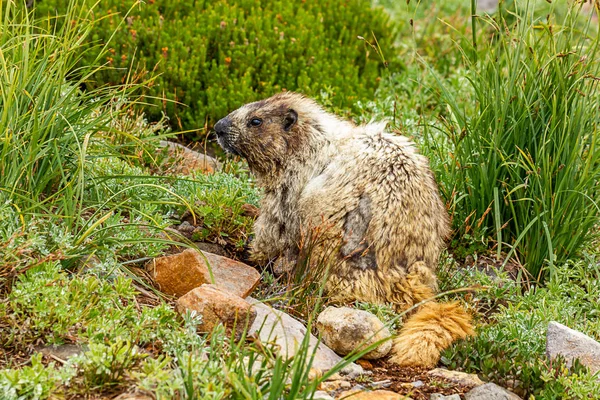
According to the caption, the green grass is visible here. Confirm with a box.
[428,2,600,280]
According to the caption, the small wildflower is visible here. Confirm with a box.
[220,21,227,29]
[225,57,232,65]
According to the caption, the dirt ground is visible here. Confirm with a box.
[349,359,473,400]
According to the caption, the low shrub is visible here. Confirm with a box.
[443,259,600,399]
[34,0,397,138]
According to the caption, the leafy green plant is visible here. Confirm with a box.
[33,0,396,137]
[443,259,600,398]
[430,2,600,280]
[76,339,146,389]
[0,354,74,400]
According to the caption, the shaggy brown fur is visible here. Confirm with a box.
[214,92,473,367]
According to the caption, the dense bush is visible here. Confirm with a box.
[430,3,600,280]
[34,0,396,138]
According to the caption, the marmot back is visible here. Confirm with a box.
[214,92,472,368]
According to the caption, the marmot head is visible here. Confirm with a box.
[214,92,325,177]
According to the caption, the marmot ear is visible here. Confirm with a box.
[283,109,298,132]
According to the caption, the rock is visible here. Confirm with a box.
[158,140,219,175]
[113,393,154,400]
[370,380,392,390]
[320,380,352,392]
[546,321,600,374]
[147,248,260,298]
[176,221,196,236]
[477,0,498,13]
[336,389,411,399]
[411,380,424,388]
[36,344,86,361]
[465,383,521,400]
[430,395,461,400]
[194,242,228,257]
[313,391,335,400]
[247,299,364,378]
[316,306,392,360]
[356,359,373,369]
[176,284,256,337]
[427,368,484,389]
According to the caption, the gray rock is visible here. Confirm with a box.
[248,299,364,378]
[430,395,461,400]
[477,0,498,13]
[465,383,521,400]
[312,391,335,400]
[316,306,392,360]
[546,321,600,374]
[36,344,86,361]
[370,379,392,390]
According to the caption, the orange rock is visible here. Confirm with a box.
[356,359,373,369]
[204,251,261,298]
[147,248,260,298]
[176,284,256,337]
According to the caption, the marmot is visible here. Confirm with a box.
[214,92,473,367]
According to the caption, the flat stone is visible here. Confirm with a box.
[158,140,219,175]
[176,284,256,337]
[248,298,364,378]
[427,368,484,389]
[147,248,260,298]
[336,389,411,399]
[430,395,461,400]
[36,344,86,361]
[370,380,392,390]
[546,321,600,374]
[465,383,521,400]
[316,306,392,360]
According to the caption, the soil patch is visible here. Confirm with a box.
[353,359,472,400]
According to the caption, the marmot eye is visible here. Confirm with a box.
[249,117,263,127]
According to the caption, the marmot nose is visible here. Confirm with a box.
[214,117,232,136]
